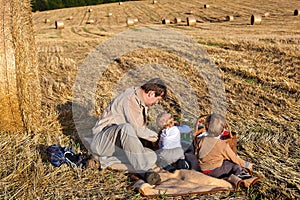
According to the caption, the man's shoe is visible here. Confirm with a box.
[83,156,101,170]
[144,171,161,185]
[175,159,190,170]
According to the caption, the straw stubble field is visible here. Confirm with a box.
[1,0,299,199]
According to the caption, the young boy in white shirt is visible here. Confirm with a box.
[156,112,191,172]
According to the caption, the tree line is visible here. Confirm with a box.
[31,0,129,11]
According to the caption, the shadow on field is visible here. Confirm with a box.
[36,144,49,163]
[56,101,98,151]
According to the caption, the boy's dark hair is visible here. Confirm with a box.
[205,113,226,137]
[141,78,167,98]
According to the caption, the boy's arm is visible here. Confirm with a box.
[222,141,252,170]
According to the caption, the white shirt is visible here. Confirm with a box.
[159,125,191,149]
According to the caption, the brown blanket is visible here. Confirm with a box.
[107,162,260,198]
[131,169,234,197]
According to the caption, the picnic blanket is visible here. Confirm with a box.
[107,157,260,198]
[130,169,234,197]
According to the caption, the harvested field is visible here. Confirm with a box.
[1,0,299,199]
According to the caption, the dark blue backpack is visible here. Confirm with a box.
[46,144,82,168]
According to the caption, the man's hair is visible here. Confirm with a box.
[141,78,167,98]
[205,113,226,137]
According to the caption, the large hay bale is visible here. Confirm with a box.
[126,18,135,26]
[251,14,262,25]
[187,16,196,26]
[44,18,50,23]
[174,17,181,24]
[162,18,170,25]
[86,19,95,24]
[55,20,64,29]
[204,4,210,8]
[226,15,234,21]
[0,0,41,132]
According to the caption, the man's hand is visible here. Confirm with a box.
[148,136,158,142]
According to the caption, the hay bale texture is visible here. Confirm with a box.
[126,17,135,26]
[162,18,170,24]
[226,15,234,21]
[55,20,64,29]
[187,16,196,26]
[0,0,41,132]
[251,14,262,25]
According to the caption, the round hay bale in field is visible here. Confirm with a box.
[251,14,262,25]
[86,19,95,24]
[204,4,209,9]
[87,8,93,12]
[66,16,73,20]
[126,18,135,26]
[133,18,139,24]
[119,2,123,5]
[153,0,158,4]
[294,9,299,16]
[108,12,113,17]
[187,16,196,26]
[162,18,170,25]
[226,15,234,21]
[44,18,50,23]
[264,12,270,17]
[174,17,181,24]
[55,20,64,29]
[186,11,193,15]
[1,0,41,132]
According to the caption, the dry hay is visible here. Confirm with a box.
[204,4,210,9]
[152,0,158,4]
[107,12,112,17]
[174,17,181,24]
[133,18,139,24]
[55,20,64,29]
[226,15,234,21]
[126,17,135,26]
[263,12,270,17]
[86,19,95,24]
[187,16,196,26]
[0,0,41,132]
[2,0,300,199]
[162,18,170,25]
[44,18,50,23]
[66,16,73,20]
[251,14,262,25]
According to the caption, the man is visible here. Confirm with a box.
[90,78,167,185]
